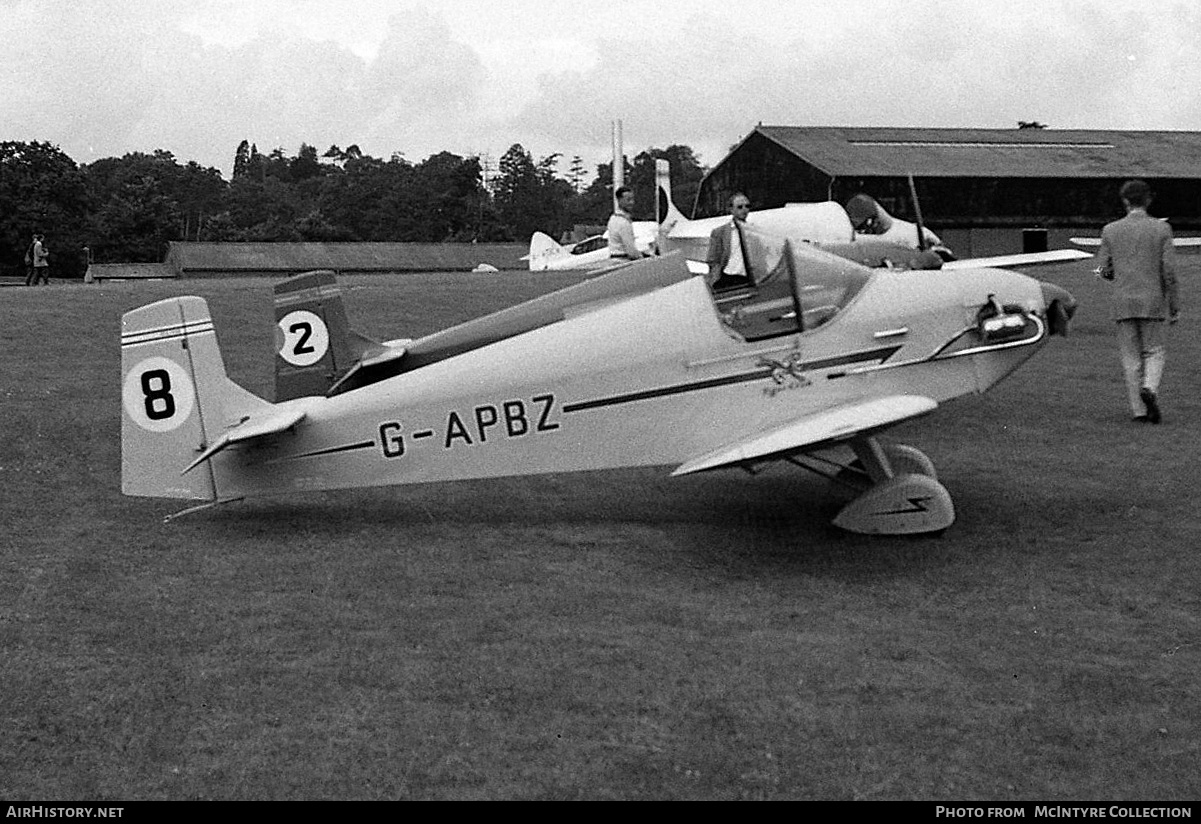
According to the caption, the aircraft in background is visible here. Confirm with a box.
[524,222,658,271]
[121,225,1075,536]
[1069,233,1201,248]
[655,160,1090,273]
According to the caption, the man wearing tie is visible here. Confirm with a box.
[706,193,752,289]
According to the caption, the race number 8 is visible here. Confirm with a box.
[122,356,195,432]
[141,369,176,420]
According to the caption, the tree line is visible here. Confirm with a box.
[0,139,707,279]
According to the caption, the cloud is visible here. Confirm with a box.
[2,0,1200,178]
[500,0,1201,170]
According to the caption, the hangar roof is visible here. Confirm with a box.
[164,242,525,274]
[752,126,1201,179]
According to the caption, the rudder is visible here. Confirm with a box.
[526,232,566,271]
[121,296,267,499]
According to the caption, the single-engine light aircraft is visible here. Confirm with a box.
[121,228,1075,535]
[525,224,658,271]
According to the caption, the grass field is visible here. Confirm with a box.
[1,259,1199,800]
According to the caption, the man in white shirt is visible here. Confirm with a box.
[607,187,648,260]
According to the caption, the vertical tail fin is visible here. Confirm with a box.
[526,232,568,271]
[121,296,270,499]
[655,158,688,233]
[655,158,689,260]
[274,270,383,401]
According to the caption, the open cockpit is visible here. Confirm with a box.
[710,225,871,342]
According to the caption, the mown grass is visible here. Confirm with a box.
[1,260,1198,800]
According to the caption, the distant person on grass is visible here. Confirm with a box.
[27,233,50,286]
[23,233,36,285]
[1095,179,1180,424]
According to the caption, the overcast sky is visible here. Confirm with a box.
[3,0,1199,179]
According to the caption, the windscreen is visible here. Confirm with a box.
[741,225,871,330]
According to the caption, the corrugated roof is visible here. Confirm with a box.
[165,242,527,273]
[753,127,1201,179]
[92,263,175,279]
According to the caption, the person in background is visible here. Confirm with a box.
[1096,179,1180,424]
[29,234,50,286]
[23,233,36,286]
[606,187,648,261]
[82,245,95,284]
[706,192,752,289]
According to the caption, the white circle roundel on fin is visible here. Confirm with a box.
[123,356,196,432]
[277,310,329,367]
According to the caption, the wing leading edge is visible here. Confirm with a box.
[672,394,938,476]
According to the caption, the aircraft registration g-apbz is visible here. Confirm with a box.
[121,224,1076,536]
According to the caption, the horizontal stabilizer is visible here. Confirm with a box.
[943,249,1091,270]
[672,395,937,476]
[183,404,308,474]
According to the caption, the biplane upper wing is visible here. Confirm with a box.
[672,394,937,476]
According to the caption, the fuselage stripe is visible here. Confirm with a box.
[563,345,901,413]
[286,440,376,460]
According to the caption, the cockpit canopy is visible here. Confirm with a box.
[716,224,871,341]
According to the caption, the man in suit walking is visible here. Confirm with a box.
[706,193,752,289]
[1096,179,1180,423]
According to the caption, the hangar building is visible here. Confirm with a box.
[161,241,526,278]
[695,126,1201,257]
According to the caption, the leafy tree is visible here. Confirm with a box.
[176,161,228,241]
[568,155,587,194]
[0,141,93,276]
[629,145,707,219]
[412,152,488,241]
[493,144,542,240]
[232,140,251,180]
[84,151,196,262]
[290,143,325,182]
[317,153,417,240]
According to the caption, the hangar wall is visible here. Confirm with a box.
[695,128,1201,256]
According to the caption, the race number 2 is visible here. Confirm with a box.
[122,356,196,432]
[277,310,330,367]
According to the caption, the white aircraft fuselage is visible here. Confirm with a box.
[122,240,1073,534]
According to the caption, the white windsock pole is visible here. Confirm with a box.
[612,119,624,213]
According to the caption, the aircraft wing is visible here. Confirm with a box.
[672,394,937,476]
[942,249,1092,270]
[183,404,308,474]
[1071,235,1201,248]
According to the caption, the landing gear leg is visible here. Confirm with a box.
[831,437,954,535]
